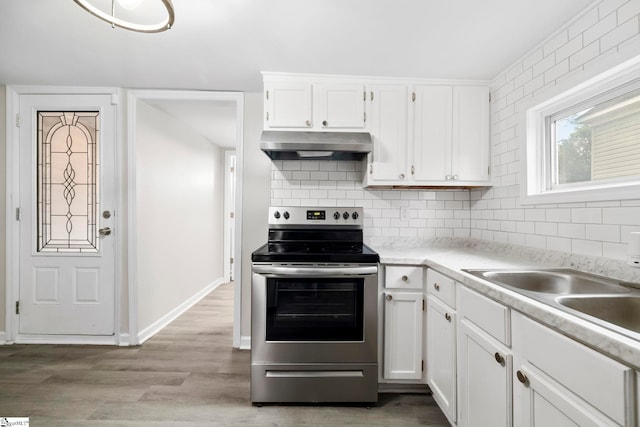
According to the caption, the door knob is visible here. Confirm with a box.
[99,227,112,237]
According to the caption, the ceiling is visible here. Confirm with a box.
[0,0,593,147]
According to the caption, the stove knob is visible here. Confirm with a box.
[352,212,359,220]
[343,211,349,220]
[333,211,340,220]
[273,211,280,219]
[283,211,290,220]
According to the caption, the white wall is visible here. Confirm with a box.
[136,100,225,333]
[471,0,640,262]
[240,92,271,341]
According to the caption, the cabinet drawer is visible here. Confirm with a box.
[458,285,510,346]
[516,314,634,426]
[426,268,456,307]
[385,265,423,289]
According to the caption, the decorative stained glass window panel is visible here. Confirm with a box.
[37,111,100,253]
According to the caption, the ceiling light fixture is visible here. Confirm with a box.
[73,0,175,33]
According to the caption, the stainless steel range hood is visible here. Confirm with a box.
[260,130,372,160]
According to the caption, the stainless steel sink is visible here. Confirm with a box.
[464,268,630,295]
[556,295,640,334]
[463,268,640,340]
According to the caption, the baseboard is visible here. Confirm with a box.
[137,278,225,344]
[0,331,6,345]
[239,335,251,350]
[15,334,118,345]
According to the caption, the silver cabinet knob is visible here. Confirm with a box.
[386,294,393,301]
[434,283,440,291]
[401,275,408,282]
[494,352,505,365]
[444,313,451,322]
[305,120,311,127]
[452,175,459,180]
[322,120,328,126]
[445,175,452,180]
[99,227,111,237]
[399,173,405,179]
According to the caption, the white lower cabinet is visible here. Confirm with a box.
[457,286,512,427]
[512,311,635,427]
[427,295,457,423]
[381,265,424,381]
[383,290,423,380]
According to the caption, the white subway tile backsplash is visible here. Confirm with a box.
[558,223,586,239]
[584,11,618,45]
[603,17,638,52]
[569,41,600,69]
[545,59,570,82]
[618,0,640,23]
[569,6,600,39]
[532,53,557,77]
[602,207,640,225]
[555,35,584,62]
[586,224,621,242]
[571,207,602,223]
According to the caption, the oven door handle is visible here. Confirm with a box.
[252,265,377,277]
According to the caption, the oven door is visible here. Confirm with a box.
[251,264,378,364]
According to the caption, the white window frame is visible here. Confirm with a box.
[522,54,640,205]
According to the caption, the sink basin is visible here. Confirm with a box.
[556,295,640,334]
[464,269,630,295]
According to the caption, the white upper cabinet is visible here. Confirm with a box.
[412,85,453,183]
[264,81,313,128]
[365,84,409,184]
[315,83,366,129]
[451,85,491,183]
[411,84,491,186]
[263,74,365,131]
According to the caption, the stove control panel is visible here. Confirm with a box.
[269,206,364,227]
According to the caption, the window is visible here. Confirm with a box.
[37,111,100,252]
[523,55,640,204]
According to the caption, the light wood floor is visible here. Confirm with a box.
[0,283,450,426]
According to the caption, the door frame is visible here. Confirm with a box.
[223,149,236,282]
[5,85,124,344]
[126,90,244,348]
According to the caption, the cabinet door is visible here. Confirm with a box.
[451,86,490,183]
[265,81,313,128]
[426,296,457,423]
[383,291,423,380]
[514,364,619,427]
[315,83,365,129]
[365,84,409,183]
[411,85,453,183]
[458,319,511,427]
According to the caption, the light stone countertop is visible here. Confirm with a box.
[371,240,640,370]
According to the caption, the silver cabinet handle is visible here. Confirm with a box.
[399,173,405,179]
[386,294,393,301]
[305,120,311,127]
[401,275,408,281]
[322,120,328,126]
[434,283,440,291]
[445,175,452,180]
[494,352,505,365]
[452,175,459,180]
[444,313,451,322]
[99,227,111,236]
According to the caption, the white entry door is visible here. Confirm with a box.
[18,94,116,336]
